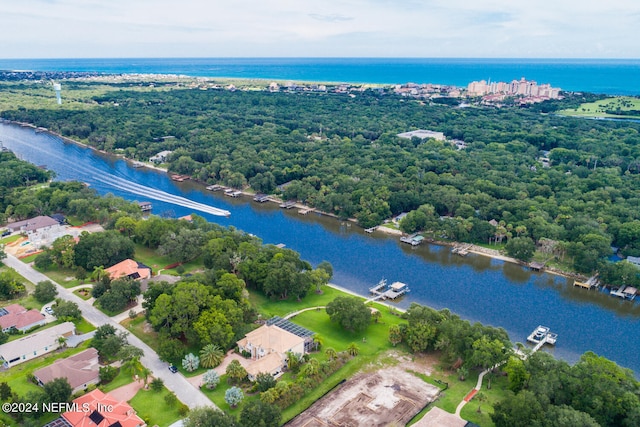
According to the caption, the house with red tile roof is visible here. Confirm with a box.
[105,259,151,281]
[62,389,146,427]
[0,303,45,333]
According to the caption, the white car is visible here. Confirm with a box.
[45,306,54,315]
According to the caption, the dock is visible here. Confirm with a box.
[610,286,637,301]
[526,325,557,352]
[253,194,270,203]
[573,274,599,290]
[206,184,225,191]
[365,226,378,233]
[170,174,190,182]
[451,244,472,256]
[298,208,314,215]
[279,200,297,209]
[400,233,425,246]
[224,189,243,198]
[368,279,410,301]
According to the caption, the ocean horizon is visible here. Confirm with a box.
[1,57,640,95]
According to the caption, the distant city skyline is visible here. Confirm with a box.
[2,0,639,59]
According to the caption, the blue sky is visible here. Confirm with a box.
[2,0,639,58]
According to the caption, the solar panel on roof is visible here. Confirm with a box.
[89,410,104,424]
[108,422,123,427]
[0,308,8,317]
[267,316,314,338]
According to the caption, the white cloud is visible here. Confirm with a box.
[1,0,639,57]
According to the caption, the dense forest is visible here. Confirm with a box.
[2,86,640,276]
[1,152,640,426]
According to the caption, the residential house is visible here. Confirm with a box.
[6,215,64,243]
[33,348,100,394]
[237,316,314,380]
[0,304,46,333]
[105,259,152,281]
[149,150,172,163]
[62,388,146,427]
[0,322,75,368]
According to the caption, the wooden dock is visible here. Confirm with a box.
[279,200,297,209]
[224,189,243,198]
[610,286,637,301]
[573,274,599,290]
[526,325,557,352]
[451,244,472,256]
[253,194,270,203]
[170,174,190,182]
[365,226,378,233]
[206,184,225,191]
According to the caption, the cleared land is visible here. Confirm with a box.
[559,96,640,118]
[286,366,441,427]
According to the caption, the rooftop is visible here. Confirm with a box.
[33,348,99,390]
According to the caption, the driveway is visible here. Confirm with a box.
[2,253,215,410]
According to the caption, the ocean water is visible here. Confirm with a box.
[1,57,639,95]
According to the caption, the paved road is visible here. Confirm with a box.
[2,253,215,410]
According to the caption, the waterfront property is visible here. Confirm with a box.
[526,325,557,352]
[369,279,410,301]
[0,303,46,333]
[237,316,315,380]
[0,322,75,368]
[33,347,100,394]
[400,234,424,246]
[573,275,600,290]
[137,201,152,212]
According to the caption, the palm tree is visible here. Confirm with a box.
[199,344,224,368]
[301,359,320,378]
[312,334,324,351]
[57,336,67,350]
[91,265,110,284]
[347,342,360,357]
[140,367,152,387]
[325,347,337,360]
[225,359,247,384]
[475,391,487,413]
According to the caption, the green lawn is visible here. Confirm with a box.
[39,267,83,289]
[122,315,161,350]
[248,285,359,319]
[558,96,640,118]
[129,386,184,427]
[99,368,135,393]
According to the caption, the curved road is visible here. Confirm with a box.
[2,253,215,410]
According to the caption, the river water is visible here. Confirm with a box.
[1,123,639,373]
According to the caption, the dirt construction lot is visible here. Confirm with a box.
[287,366,440,427]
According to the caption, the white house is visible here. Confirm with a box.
[0,322,75,368]
[6,215,65,244]
[149,150,173,163]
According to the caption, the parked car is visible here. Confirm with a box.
[1,231,10,237]
[45,306,54,315]
[168,365,178,373]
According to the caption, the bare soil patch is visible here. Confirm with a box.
[286,363,440,427]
